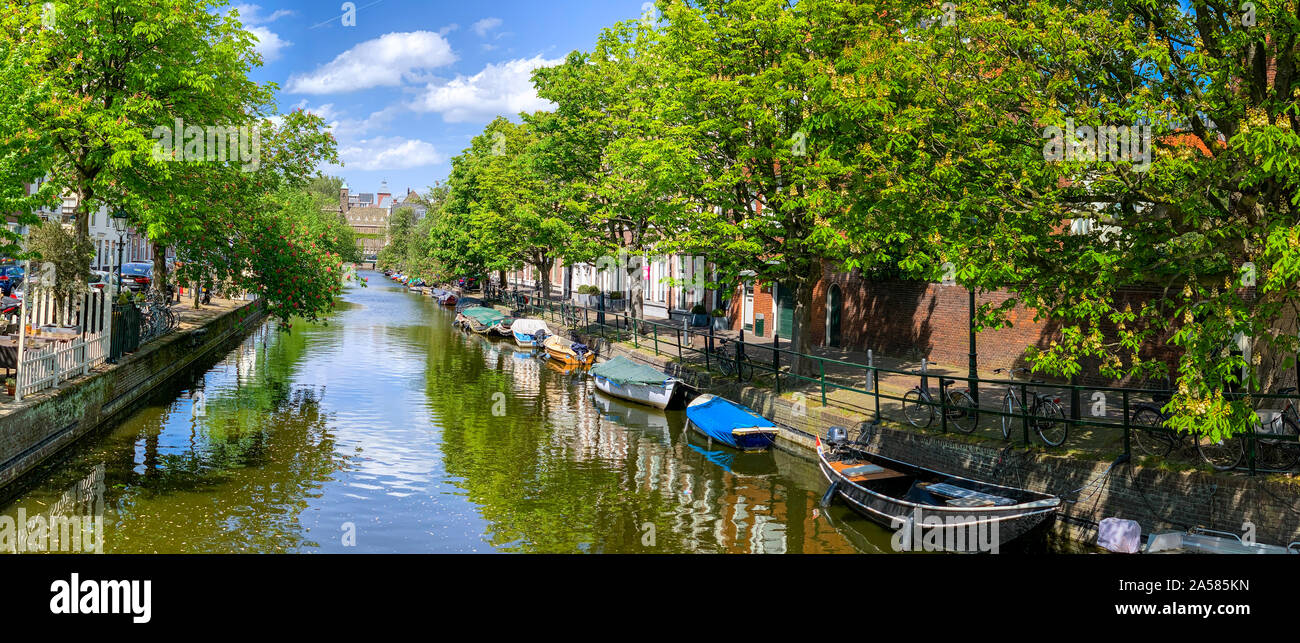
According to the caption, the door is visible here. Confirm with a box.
[777,282,795,338]
[827,284,843,347]
[742,282,754,331]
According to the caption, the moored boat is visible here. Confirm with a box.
[490,317,516,337]
[435,289,457,306]
[589,356,682,410]
[510,319,551,347]
[456,306,509,335]
[817,427,1061,552]
[685,394,778,451]
[542,334,595,367]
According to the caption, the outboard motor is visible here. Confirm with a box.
[826,426,849,449]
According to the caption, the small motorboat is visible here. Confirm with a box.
[511,319,551,347]
[436,290,457,306]
[589,355,683,409]
[543,334,595,367]
[817,426,1060,552]
[685,394,778,451]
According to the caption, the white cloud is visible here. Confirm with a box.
[248,25,290,62]
[292,100,403,140]
[439,23,459,36]
[286,31,458,95]
[230,3,293,26]
[335,137,444,171]
[228,4,293,62]
[472,17,502,37]
[411,55,563,123]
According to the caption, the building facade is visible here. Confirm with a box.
[339,182,391,265]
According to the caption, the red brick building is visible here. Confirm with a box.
[725,261,1180,384]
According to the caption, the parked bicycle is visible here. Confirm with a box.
[712,336,754,382]
[1130,383,1300,471]
[901,370,979,433]
[137,288,178,343]
[994,367,1068,446]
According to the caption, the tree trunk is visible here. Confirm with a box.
[537,258,552,302]
[73,187,91,246]
[152,243,168,300]
[788,262,823,377]
[193,270,202,309]
[1253,304,1300,397]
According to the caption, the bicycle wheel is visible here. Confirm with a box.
[902,389,934,429]
[945,389,979,433]
[716,352,736,377]
[737,357,755,382]
[1034,399,1068,447]
[1196,433,1245,471]
[1257,416,1300,472]
[1129,406,1174,457]
[1000,394,1018,440]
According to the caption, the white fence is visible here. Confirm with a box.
[14,288,111,401]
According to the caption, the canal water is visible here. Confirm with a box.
[1,272,899,553]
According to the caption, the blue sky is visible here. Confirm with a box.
[232,0,650,198]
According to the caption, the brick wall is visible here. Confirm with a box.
[727,282,776,336]
[809,264,1180,385]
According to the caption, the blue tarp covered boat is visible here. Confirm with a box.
[685,394,778,451]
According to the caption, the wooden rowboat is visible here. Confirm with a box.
[543,334,594,367]
[817,429,1060,552]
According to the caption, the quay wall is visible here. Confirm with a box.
[530,313,1300,551]
[0,300,267,492]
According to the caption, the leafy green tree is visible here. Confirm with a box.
[0,0,274,246]
[378,207,417,271]
[436,118,576,298]
[850,0,1300,437]
[652,0,862,373]
[531,20,691,318]
[24,221,94,318]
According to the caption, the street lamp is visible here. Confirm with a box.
[111,210,128,299]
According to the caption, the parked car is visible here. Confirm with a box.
[120,262,153,292]
[88,270,117,292]
[0,263,24,297]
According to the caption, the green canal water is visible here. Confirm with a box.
[1,271,899,553]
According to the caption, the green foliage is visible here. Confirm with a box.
[25,221,93,305]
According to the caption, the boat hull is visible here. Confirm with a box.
[592,374,679,410]
[545,346,594,366]
[513,331,538,347]
[817,444,1059,551]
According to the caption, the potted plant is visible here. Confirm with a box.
[711,308,729,331]
[607,290,625,311]
[5,378,14,396]
[690,303,709,327]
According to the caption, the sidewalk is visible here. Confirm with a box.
[516,293,1146,459]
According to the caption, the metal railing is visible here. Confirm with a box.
[503,290,1300,476]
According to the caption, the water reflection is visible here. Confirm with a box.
[1,272,895,553]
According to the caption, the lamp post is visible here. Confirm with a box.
[111,211,128,299]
